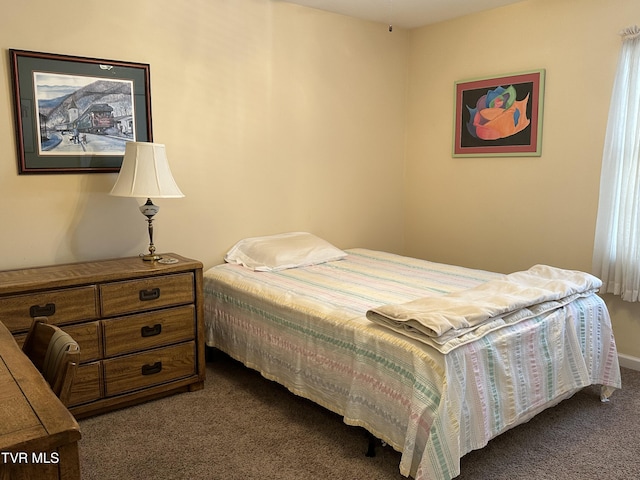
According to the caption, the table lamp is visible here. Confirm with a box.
[110,142,184,261]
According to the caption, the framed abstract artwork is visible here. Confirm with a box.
[10,49,152,174]
[453,69,545,157]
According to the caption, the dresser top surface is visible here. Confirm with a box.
[0,253,203,296]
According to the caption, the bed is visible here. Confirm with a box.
[203,233,621,480]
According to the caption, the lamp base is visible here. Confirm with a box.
[140,253,162,262]
[140,198,161,262]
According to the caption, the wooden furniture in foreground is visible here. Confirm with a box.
[0,321,81,480]
[22,318,81,406]
[0,253,205,419]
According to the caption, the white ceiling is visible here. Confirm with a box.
[279,0,525,29]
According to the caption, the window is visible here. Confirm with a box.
[593,26,640,301]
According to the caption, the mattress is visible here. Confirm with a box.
[203,249,621,479]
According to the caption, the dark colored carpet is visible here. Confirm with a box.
[78,352,640,479]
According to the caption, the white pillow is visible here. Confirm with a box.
[224,232,347,272]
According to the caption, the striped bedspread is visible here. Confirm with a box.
[203,249,621,480]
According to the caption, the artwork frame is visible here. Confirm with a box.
[453,69,545,157]
[10,49,153,174]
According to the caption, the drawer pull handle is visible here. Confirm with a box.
[139,288,160,301]
[141,324,162,338]
[141,361,162,376]
[29,303,56,317]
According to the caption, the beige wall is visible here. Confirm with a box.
[404,0,640,360]
[1,0,639,360]
[0,0,407,270]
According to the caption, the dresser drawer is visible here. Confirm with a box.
[103,305,195,357]
[62,321,102,363]
[68,361,102,407]
[0,286,98,333]
[103,341,196,396]
[12,321,101,364]
[100,273,194,317]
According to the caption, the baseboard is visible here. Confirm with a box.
[618,353,640,371]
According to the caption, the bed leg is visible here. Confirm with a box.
[205,346,219,362]
[366,433,376,457]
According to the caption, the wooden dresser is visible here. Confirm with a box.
[0,321,80,480]
[0,253,205,419]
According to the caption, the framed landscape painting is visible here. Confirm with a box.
[10,50,152,174]
[453,69,545,157]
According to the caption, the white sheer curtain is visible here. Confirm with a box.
[593,26,640,301]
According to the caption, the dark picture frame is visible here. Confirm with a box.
[453,69,545,157]
[10,49,152,174]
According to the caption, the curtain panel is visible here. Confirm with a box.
[593,26,640,301]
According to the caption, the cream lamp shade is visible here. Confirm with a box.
[110,142,184,261]
[110,142,184,198]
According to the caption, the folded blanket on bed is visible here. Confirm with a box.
[365,264,602,353]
